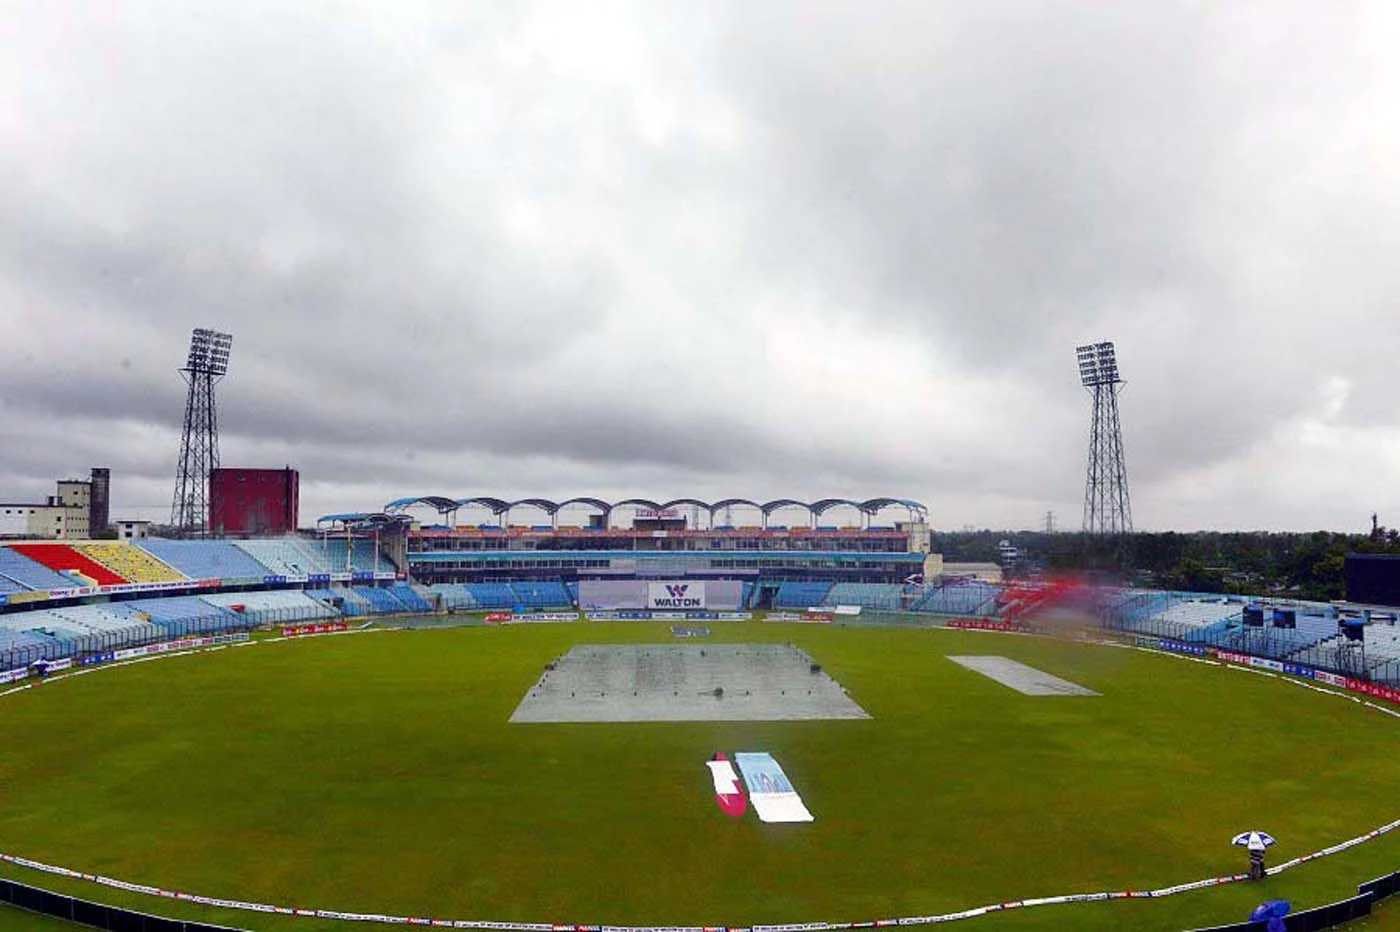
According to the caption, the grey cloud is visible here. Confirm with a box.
[1,1,1397,531]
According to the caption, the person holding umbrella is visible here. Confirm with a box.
[1232,830,1276,880]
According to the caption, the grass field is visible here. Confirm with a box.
[1,620,1397,931]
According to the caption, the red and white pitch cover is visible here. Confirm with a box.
[706,753,747,818]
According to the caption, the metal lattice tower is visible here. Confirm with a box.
[170,328,233,535]
[1076,341,1132,535]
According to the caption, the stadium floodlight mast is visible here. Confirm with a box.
[1077,341,1133,535]
[170,328,233,536]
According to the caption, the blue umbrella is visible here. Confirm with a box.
[1249,899,1290,932]
[1232,831,1276,850]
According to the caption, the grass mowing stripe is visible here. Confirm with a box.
[0,622,1395,931]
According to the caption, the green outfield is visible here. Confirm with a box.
[1,620,1397,931]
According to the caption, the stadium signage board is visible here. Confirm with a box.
[4,590,52,604]
[112,633,248,661]
[647,581,705,609]
[499,612,580,624]
[585,609,751,621]
[766,612,833,623]
[281,622,349,638]
[0,666,28,685]
[91,581,191,596]
[1141,640,1400,707]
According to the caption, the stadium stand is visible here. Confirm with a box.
[33,605,161,650]
[200,590,338,622]
[353,587,407,614]
[821,582,907,612]
[308,538,384,574]
[424,584,479,611]
[305,586,376,617]
[775,581,834,608]
[339,587,374,616]
[912,581,1001,616]
[73,543,186,584]
[6,544,127,587]
[389,583,431,613]
[138,539,270,581]
[1221,611,1340,659]
[0,629,57,661]
[463,583,516,609]
[507,581,570,610]
[1368,624,1400,661]
[113,596,241,638]
[0,546,76,591]
[232,539,327,578]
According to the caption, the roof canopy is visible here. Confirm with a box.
[383,495,927,523]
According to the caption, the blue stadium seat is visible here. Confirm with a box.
[508,581,570,610]
[0,546,75,590]
[822,583,906,611]
[912,581,1001,615]
[774,581,834,608]
[389,583,431,613]
[464,583,516,609]
[136,539,270,581]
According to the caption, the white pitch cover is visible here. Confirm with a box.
[706,758,742,796]
[734,752,814,823]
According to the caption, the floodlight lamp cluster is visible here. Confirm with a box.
[1076,341,1120,387]
[185,328,234,375]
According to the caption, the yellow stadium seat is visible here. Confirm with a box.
[73,543,187,584]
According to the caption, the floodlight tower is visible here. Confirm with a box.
[1076,341,1133,535]
[170,328,233,535]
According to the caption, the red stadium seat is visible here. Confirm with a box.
[8,543,128,587]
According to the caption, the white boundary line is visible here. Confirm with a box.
[0,626,1396,929]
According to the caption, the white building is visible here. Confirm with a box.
[114,520,151,541]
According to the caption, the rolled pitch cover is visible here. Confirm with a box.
[706,752,748,818]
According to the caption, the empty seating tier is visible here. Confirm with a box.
[911,581,1001,616]
[775,581,834,608]
[138,540,270,581]
[389,583,431,613]
[309,539,386,575]
[73,543,186,584]
[822,582,907,612]
[232,539,329,578]
[0,546,76,592]
[7,544,127,587]
[200,590,338,623]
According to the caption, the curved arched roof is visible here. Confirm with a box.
[708,498,764,513]
[613,498,664,511]
[810,498,866,516]
[659,498,711,511]
[453,497,512,514]
[316,512,412,529]
[760,498,810,515]
[384,495,927,521]
[510,498,562,515]
[862,497,927,514]
[556,497,612,513]
[384,496,458,514]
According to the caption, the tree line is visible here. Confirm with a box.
[935,523,1400,602]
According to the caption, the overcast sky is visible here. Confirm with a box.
[2,2,1398,532]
